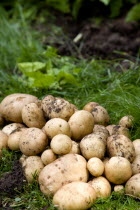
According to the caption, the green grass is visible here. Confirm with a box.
[0,6,140,210]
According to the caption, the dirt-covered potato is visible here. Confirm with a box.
[87,157,104,177]
[80,133,106,160]
[44,118,71,139]
[69,141,80,154]
[106,125,116,136]
[22,103,46,128]
[8,127,27,151]
[133,139,140,155]
[125,173,140,198]
[50,134,72,155]
[22,156,44,182]
[0,93,38,122]
[53,182,96,210]
[107,135,135,163]
[0,113,4,128]
[39,154,88,196]
[93,125,109,140]
[91,105,110,125]
[2,123,25,136]
[41,149,57,165]
[131,155,140,175]
[19,127,48,156]
[83,102,99,112]
[119,115,133,128]
[68,110,94,141]
[104,157,132,184]
[110,125,130,137]
[114,185,124,193]
[0,130,8,151]
[42,95,75,121]
[89,176,111,198]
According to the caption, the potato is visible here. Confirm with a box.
[51,134,72,155]
[0,113,4,127]
[2,123,25,136]
[107,135,135,163]
[87,157,104,177]
[131,155,140,175]
[114,185,124,193]
[19,127,48,156]
[44,118,71,139]
[83,102,99,112]
[42,95,75,121]
[22,103,46,128]
[69,141,80,154]
[0,130,8,150]
[41,149,57,165]
[39,154,88,196]
[93,124,109,140]
[104,157,132,184]
[53,182,96,210]
[91,105,110,125]
[133,139,140,155]
[106,124,116,136]
[68,110,94,141]
[119,115,133,128]
[125,173,140,198]
[22,156,44,182]
[88,176,111,198]
[80,133,106,160]
[110,125,130,137]
[8,127,27,151]
[0,93,38,122]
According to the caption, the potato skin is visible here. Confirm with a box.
[131,155,140,175]
[83,102,99,112]
[39,154,89,196]
[0,93,38,122]
[53,182,96,210]
[91,105,110,125]
[0,130,8,150]
[133,139,140,156]
[19,127,48,156]
[125,173,140,198]
[87,157,104,177]
[2,123,25,136]
[0,113,4,128]
[41,149,57,165]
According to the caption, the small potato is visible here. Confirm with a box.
[125,173,140,198]
[104,157,132,184]
[133,139,140,155]
[110,125,130,137]
[22,103,46,128]
[119,115,133,128]
[50,134,72,155]
[41,149,57,165]
[89,176,111,198]
[0,130,8,150]
[44,118,71,139]
[93,125,109,141]
[91,105,110,125]
[19,127,48,156]
[68,110,94,141]
[53,182,96,210]
[87,157,104,177]
[131,155,140,175]
[106,125,116,136]
[2,123,25,136]
[83,102,99,112]
[114,185,124,193]
[69,141,80,154]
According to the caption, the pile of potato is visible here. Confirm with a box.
[0,93,140,210]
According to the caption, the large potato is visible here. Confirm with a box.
[68,110,94,141]
[0,93,38,122]
[91,105,110,125]
[39,154,88,196]
[19,127,48,156]
[125,173,140,198]
[107,135,135,163]
[53,182,96,210]
[22,103,46,128]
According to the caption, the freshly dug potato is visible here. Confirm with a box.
[22,103,46,128]
[83,102,99,112]
[50,134,72,155]
[104,157,132,184]
[131,155,140,175]
[42,95,75,121]
[19,154,28,166]
[89,176,111,198]
[133,139,140,155]
[0,113,4,127]
[93,125,109,140]
[19,127,48,156]
[80,133,106,160]
[44,118,71,139]
[91,105,110,125]
[53,182,96,210]
[68,110,94,141]
[125,173,140,198]
[39,154,88,196]
[106,125,116,136]
[87,157,104,177]
[2,123,25,136]
[110,125,130,137]
[107,135,135,163]
[114,185,124,193]
[119,115,133,128]
[0,130,8,150]
[69,141,80,154]
[0,93,38,122]
[22,156,44,182]
[41,149,57,165]
[8,127,27,150]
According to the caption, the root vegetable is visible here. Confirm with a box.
[41,149,57,165]
[133,139,140,155]
[110,125,130,137]
[69,141,80,154]
[2,123,25,136]
[93,125,109,140]
[131,155,140,175]
[83,102,99,112]
[87,157,104,177]
[119,115,133,128]
[0,130,8,151]
[114,185,124,193]
[91,105,110,125]
[125,173,140,199]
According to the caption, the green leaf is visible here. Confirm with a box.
[126,3,140,22]
[99,0,110,5]
[18,62,46,74]
[46,0,70,13]
[57,71,79,85]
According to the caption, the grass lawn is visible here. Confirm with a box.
[0,6,140,210]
